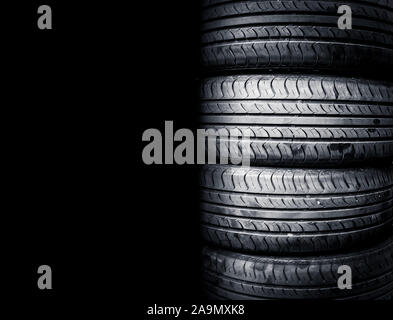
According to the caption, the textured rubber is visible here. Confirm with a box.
[202,233,393,300]
[200,75,393,165]
[201,0,393,74]
[202,0,393,9]
[200,164,393,253]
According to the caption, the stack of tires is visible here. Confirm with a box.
[199,0,393,300]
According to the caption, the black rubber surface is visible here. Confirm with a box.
[200,74,393,165]
[201,0,393,75]
[202,233,393,300]
[200,164,393,253]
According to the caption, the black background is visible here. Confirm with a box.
[6,0,202,304]
[3,0,391,316]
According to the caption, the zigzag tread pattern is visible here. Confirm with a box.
[200,165,393,252]
[201,0,393,10]
[201,75,393,102]
[202,41,393,70]
[200,76,393,163]
[200,101,393,116]
[201,1,393,23]
[201,26,393,47]
[199,126,393,140]
[202,235,393,299]
[200,165,393,195]
[200,1,393,72]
